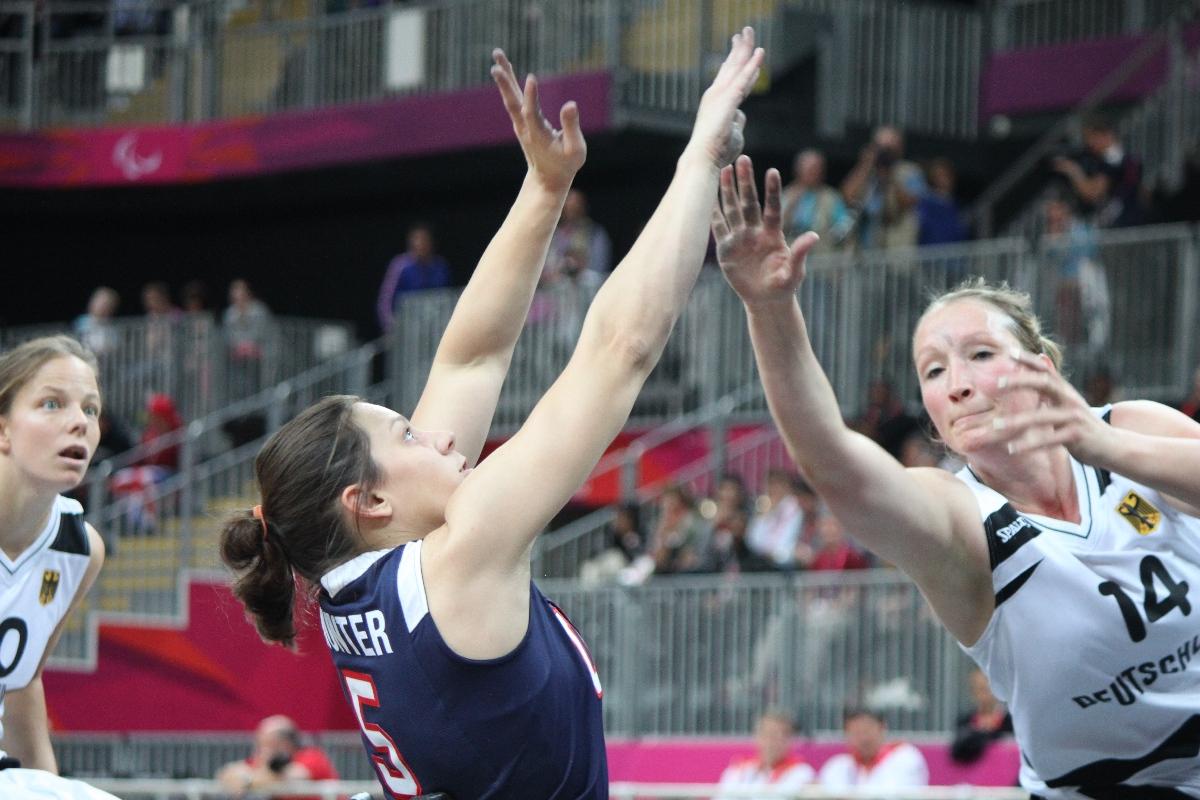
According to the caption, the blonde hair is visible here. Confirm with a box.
[916,278,1063,371]
[0,336,100,416]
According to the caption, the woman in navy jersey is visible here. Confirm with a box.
[711,162,1200,798]
[220,32,765,800]
[0,336,106,775]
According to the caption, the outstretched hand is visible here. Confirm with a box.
[711,155,819,307]
[491,48,586,192]
[687,27,765,168]
[984,349,1117,465]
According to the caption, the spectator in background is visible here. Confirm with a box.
[141,281,181,322]
[181,280,212,317]
[377,223,451,334]
[780,148,853,249]
[841,126,926,250]
[704,474,774,574]
[544,188,612,284]
[215,714,338,800]
[918,157,968,246]
[951,668,1013,765]
[649,485,706,575]
[74,286,121,360]
[531,190,611,364]
[851,378,919,461]
[805,515,870,572]
[580,503,645,587]
[223,278,275,398]
[141,280,182,366]
[746,469,805,570]
[109,392,184,533]
[818,707,929,789]
[715,709,814,798]
[1179,365,1200,424]
[1051,113,1144,228]
[1042,195,1110,368]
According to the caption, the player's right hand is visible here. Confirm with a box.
[491,48,587,193]
[684,27,764,168]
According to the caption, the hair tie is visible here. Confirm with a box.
[252,504,269,542]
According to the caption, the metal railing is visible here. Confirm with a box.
[56,572,979,742]
[51,224,1200,666]
[54,730,372,781]
[989,0,1186,50]
[547,571,974,737]
[0,313,356,426]
[2,0,983,138]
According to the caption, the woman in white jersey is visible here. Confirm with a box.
[0,336,106,776]
[711,160,1200,799]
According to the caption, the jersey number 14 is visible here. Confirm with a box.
[1098,555,1191,643]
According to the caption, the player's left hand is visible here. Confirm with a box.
[987,348,1117,466]
[491,48,586,192]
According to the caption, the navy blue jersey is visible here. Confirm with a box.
[318,541,608,799]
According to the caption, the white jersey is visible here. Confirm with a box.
[0,495,92,744]
[715,754,814,800]
[960,407,1200,799]
[816,742,928,788]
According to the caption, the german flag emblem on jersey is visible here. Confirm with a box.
[40,570,60,605]
[1117,491,1161,535]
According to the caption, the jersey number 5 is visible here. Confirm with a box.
[1098,555,1191,643]
[342,669,422,798]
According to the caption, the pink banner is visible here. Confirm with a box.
[0,72,611,188]
[606,738,1020,787]
[44,578,357,733]
[981,25,1200,118]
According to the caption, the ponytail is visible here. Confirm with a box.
[220,511,298,647]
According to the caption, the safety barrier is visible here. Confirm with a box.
[990,0,1182,49]
[0,313,355,426]
[47,226,1200,687]
[1,0,981,137]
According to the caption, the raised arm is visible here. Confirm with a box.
[429,29,763,588]
[711,160,992,642]
[409,50,587,464]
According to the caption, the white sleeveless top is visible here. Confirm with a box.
[959,407,1200,798]
[0,495,93,745]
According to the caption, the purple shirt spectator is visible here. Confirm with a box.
[377,224,451,333]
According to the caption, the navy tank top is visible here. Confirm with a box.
[318,540,608,799]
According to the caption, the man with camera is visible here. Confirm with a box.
[215,714,338,800]
[840,125,927,250]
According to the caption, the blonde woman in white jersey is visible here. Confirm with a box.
[711,159,1200,799]
[0,336,106,783]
